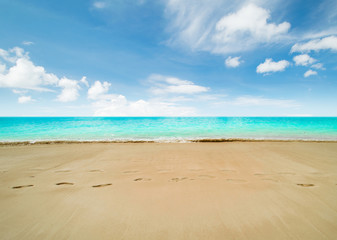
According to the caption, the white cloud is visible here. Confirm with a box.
[80,76,89,87]
[256,58,290,74]
[224,96,299,108]
[0,57,58,90]
[165,2,290,54]
[213,4,290,53]
[304,69,317,77]
[0,47,87,100]
[87,80,197,116]
[293,54,316,66]
[291,35,337,53]
[93,1,107,9]
[225,56,243,68]
[0,63,5,73]
[0,47,26,63]
[22,41,34,46]
[18,96,34,104]
[88,80,111,100]
[311,63,325,70]
[12,89,27,94]
[57,78,81,102]
[147,74,209,95]
[92,96,196,116]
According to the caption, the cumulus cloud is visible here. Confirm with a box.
[291,35,337,53]
[87,80,196,116]
[304,69,317,77]
[0,47,87,101]
[0,47,57,90]
[57,78,82,102]
[0,57,58,90]
[256,58,290,74]
[225,56,243,68]
[147,74,209,95]
[18,96,34,104]
[293,54,316,66]
[0,63,5,73]
[165,1,290,54]
[88,80,111,100]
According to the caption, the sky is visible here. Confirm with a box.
[0,0,337,116]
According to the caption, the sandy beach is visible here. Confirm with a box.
[1,142,337,239]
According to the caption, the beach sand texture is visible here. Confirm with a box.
[1,142,337,239]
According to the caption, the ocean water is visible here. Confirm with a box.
[0,117,337,142]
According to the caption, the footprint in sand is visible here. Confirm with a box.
[55,170,71,173]
[92,183,112,188]
[56,182,74,186]
[171,177,188,182]
[123,170,139,174]
[220,169,237,173]
[12,185,34,189]
[254,173,272,176]
[89,170,103,173]
[278,172,296,175]
[297,183,315,187]
[226,179,247,183]
[134,178,151,182]
[198,175,216,179]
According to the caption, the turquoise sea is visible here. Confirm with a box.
[0,117,337,142]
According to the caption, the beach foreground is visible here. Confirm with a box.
[1,142,337,239]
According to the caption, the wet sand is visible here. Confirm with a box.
[1,142,337,239]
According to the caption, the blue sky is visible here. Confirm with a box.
[0,0,337,116]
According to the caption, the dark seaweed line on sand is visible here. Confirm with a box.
[1,139,337,146]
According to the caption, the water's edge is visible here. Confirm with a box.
[1,138,337,146]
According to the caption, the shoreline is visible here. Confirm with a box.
[1,138,337,146]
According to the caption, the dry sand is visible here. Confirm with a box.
[0,142,337,239]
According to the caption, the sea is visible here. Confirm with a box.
[0,117,337,143]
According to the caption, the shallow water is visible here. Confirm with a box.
[1,117,337,142]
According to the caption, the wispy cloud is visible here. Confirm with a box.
[291,35,337,53]
[22,41,34,46]
[165,1,290,54]
[147,74,209,95]
[311,63,325,70]
[93,1,107,9]
[304,69,317,77]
